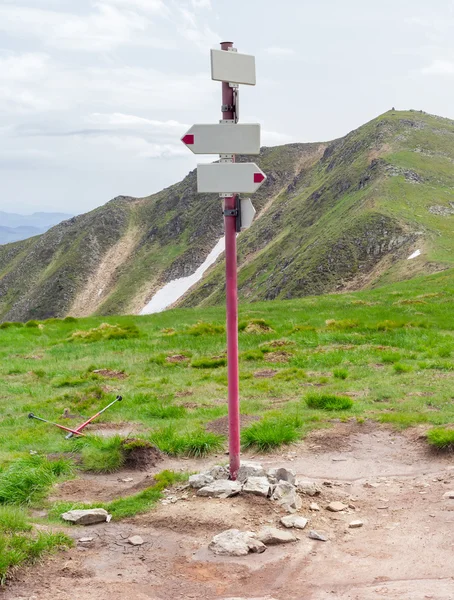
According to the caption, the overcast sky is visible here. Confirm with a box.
[1,0,454,215]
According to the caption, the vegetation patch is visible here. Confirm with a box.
[241,414,303,451]
[191,356,227,369]
[186,321,225,336]
[264,351,292,363]
[333,368,349,380]
[68,323,140,343]
[426,427,454,450]
[0,506,72,585]
[149,426,224,457]
[325,319,359,330]
[0,457,73,506]
[305,393,354,411]
[240,319,274,333]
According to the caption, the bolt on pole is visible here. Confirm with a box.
[220,40,241,480]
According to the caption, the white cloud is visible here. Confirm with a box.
[421,59,454,74]
[264,47,296,56]
[262,129,294,145]
[88,113,188,130]
[191,0,211,8]
[105,0,171,15]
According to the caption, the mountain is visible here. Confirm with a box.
[0,212,73,245]
[1,110,454,322]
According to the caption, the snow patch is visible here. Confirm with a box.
[141,237,225,315]
[407,249,421,260]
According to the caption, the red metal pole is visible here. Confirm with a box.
[220,41,240,480]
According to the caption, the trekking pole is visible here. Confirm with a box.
[64,395,123,439]
[28,413,85,436]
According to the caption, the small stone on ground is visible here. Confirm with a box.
[309,530,328,542]
[189,473,214,489]
[257,527,297,545]
[280,515,308,529]
[237,461,266,482]
[78,537,94,543]
[61,508,109,525]
[349,520,363,528]
[209,529,266,556]
[197,480,242,498]
[242,476,271,497]
[443,490,454,499]
[310,502,321,511]
[271,481,302,513]
[296,480,321,496]
[268,467,296,485]
[128,536,144,546]
[326,501,348,512]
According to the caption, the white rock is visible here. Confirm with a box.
[309,530,328,542]
[242,477,271,497]
[326,501,348,512]
[209,529,266,556]
[189,473,215,489]
[208,465,230,480]
[271,481,302,513]
[257,527,297,545]
[267,467,296,485]
[128,535,144,546]
[78,537,94,543]
[237,461,266,483]
[280,515,308,530]
[197,480,242,498]
[349,520,363,528]
[296,480,321,496]
[310,502,321,511]
[443,491,454,499]
[61,508,109,525]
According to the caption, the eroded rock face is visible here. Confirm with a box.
[61,508,109,525]
[197,480,242,498]
[257,527,297,545]
[209,529,266,556]
[242,477,271,497]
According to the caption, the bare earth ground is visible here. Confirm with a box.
[3,424,454,600]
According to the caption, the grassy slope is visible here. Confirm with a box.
[182,110,454,307]
[1,268,454,469]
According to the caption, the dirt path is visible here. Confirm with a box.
[3,425,454,600]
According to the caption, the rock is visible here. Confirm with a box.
[326,501,348,512]
[280,515,308,529]
[61,508,109,525]
[128,535,144,546]
[267,467,296,485]
[309,530,328,542]
[310,502,321,511]
[208,465,230,480]
[271,481,302,513]
[296,480,321,496]
[349,520,363,528]
[242,477,271,497]
[257,527,297,545]
[209,529,266,556]
[237,461,266,483]
[443,491,454,499]
[197,480,242,498]
[78,537,94,543]
[189,473,215,489]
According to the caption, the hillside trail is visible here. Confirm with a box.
[3,423,454,600]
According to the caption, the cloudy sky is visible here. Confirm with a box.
[1,0,454,215]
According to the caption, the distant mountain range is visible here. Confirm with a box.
[1,110,454,322]
[0,212,73,245]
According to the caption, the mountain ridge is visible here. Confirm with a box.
[1,110,454,322]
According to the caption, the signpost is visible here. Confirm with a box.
[181,41,266,480]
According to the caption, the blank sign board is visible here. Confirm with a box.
[181,123,260,155]
[211,49,256,85]
[197,163,266,194]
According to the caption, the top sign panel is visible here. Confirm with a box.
[211,49,256,85]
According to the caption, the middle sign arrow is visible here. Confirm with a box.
[197,162,266,194]
[181,123,260,155]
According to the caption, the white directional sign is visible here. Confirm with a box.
[197,163,266,194]
[181,123,260,155]
[211,49,256,85]
[240,198,256,230]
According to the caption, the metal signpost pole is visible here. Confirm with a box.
[220,41,240,480]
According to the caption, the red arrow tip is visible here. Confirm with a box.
[254,172,265,183]
[182,134,194,145]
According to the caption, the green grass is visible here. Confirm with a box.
[0,457,73,506]
[241,414,303,451]
[0,505,72,585]
[77,436,125,474]
[305,392,354,411]
[426,427,454,449]
[149,426,224,457]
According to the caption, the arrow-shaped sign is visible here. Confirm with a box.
[181,123,260,155]
[197,163,266,194]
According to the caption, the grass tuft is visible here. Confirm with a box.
[241,414,302,451]
[149,426,224,457]
[68,322,140,343]
[186,322,225,336]
[426,427,454,450]
[305,392,353,411]
[333,368,349,380]
[77,436,125,474]
[191,356,226,369]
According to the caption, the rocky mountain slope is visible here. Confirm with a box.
[1,110,454,322]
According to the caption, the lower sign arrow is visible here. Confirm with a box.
[197,163,266,194]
